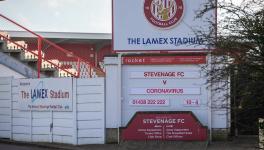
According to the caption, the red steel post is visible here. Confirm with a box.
[37,37,42,78]
[77,58,81,78]
[89,65,92,78]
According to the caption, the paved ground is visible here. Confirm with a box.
[0,136,259,150]
[0,143,52,150]
[207,136,259,150]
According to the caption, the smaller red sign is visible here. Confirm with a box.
[122,55,206,65]
[122,111,207,141]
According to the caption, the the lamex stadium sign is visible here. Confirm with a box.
[113,0,215,51]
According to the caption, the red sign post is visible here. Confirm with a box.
[122,111,207,141]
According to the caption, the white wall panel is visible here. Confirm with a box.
[53,112,73,119]
[0,115,11,123]
[0,108,11,115]
[77,103,104,112]
[12,101,20,110]
[0,131,11,138]
[32,118,51,127]
[53,135,73,144]
[53,119,73,128]
[53,127,73,136]
[77,94,104,104]
[0,78,12,84]
[77,78,104,86]
[32,127,50,135]
[0,100,11,108]
[0,85,10,91]
[0,94,11,100]
[78,120,104,129]
[12,126,31,134]
[104,59,119,128]
[0,123,11,131]
[78,137,104,145]
[12,110,30,118]
[11,94,19,102]
[32,112,51,119]
[78,129,104,138]
[211,81,230,129]
[32,135,50,142]
[12,118,31,126]
[77,112,104,121]
[77,86,104,94]
[212,110,229,128]
[13,134,31,142]
[77,78,105,144]
[0,77,12,138]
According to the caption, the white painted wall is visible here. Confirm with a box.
[211,81,230,128]
[0,77,12,139]
[0,64,25,79]
[105,57,120,128]
[0,77,105,145]
[76,78,105,144]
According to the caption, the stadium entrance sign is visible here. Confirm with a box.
[113,0,215,51]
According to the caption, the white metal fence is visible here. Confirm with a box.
[0,77,12,139]
[0,77,105,145]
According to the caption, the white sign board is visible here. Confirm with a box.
[121,63,209,126]
[18,78,73,111]
[113,0,215,51]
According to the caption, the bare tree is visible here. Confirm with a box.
[198,0,264,135]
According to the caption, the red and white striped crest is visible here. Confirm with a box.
[144,0,184,29]
[151,0,177,21]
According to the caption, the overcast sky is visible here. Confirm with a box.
[0,0,246,34]
[0,0,112,33]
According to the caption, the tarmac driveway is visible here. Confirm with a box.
[0,136,259,150]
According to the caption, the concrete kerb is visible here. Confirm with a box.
[0,138,209,150]
[0,139,119,150]
[0,139,74,150]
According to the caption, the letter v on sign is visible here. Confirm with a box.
[162,80,167,85]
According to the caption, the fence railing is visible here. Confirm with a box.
[0,14,105,78]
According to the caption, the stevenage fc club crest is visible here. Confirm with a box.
[144,0,184,29]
